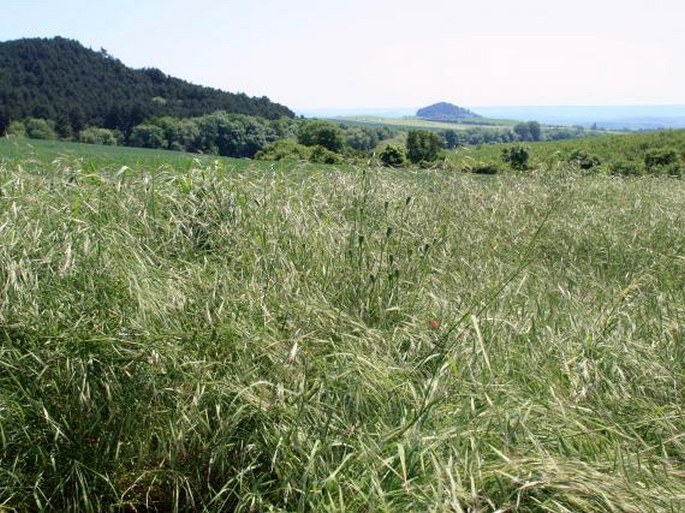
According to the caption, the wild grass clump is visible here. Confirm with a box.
[1,150,684,511]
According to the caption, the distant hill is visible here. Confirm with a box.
[416,102,481,122]
[0,37,295,134]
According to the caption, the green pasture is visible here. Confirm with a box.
[0,137,244,173]
[450,128,685,170]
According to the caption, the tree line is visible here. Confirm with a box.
[7,112,594,170]
[440,121,585,148]
[7,114,395,160]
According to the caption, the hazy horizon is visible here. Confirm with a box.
[299,104,685,129]
[298,103,685,114]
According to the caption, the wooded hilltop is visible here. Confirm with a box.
[0,37,294,135]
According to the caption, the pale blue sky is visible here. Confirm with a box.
[3,0,685,111]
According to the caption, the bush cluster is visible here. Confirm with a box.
[379,144,407,167]
[10,118,58,140]
[406,130,444,165]
[568,148,602,170]
[608,147,684,176]
[501,144,530,170]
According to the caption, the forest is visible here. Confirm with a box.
[0,37,294,135]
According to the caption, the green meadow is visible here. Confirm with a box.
[450,129,685,172]
[1,138,684,512]
[333,116,516,131]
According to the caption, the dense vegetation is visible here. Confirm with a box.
[7,114,397,161]
[0,37,294,135]
[336,118,586,147]
[0,138,683,511]
[453,128,685,176]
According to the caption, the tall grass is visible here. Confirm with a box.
[0,150,684,511]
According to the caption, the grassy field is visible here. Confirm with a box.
[0,138,256,173]
[332,115,516,131]
[1,139,684,512]
[448,128,685,173]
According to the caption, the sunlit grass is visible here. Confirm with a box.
[449,127,685,172]
[0,146,684,511]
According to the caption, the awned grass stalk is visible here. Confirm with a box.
[0,150,684,511]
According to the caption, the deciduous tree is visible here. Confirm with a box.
[298,121,345,153]
[406,130,443,164]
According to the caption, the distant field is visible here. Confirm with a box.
[332,115,516,130]
[1,139,684,511]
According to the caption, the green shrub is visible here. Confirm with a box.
[501,144,530,170]
[379,144,406,167]
[309,145,342,164]
[24,118,57,140]
[298,121,345,153]
[79,127,120,146]
[345,127,379,152]
[6,120,26,137]
[644,147,682,175]
[129,124,166,149]
[406,130,443,164]
[255,139,312,162]
[471,163,499,174]
[644,147,679,168]
[610,160,643,176]
[568,148,601,170]
[653,162,684,176]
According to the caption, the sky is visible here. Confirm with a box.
[3,0,685,112]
